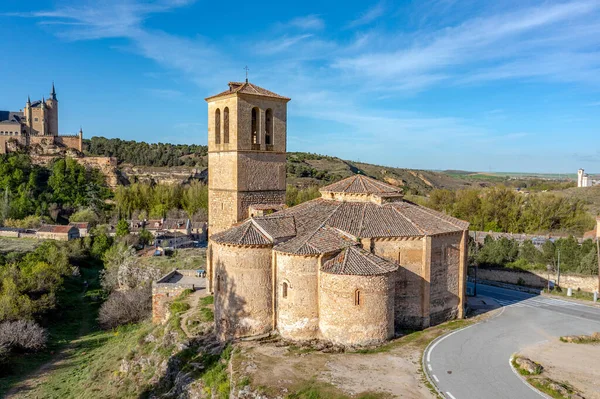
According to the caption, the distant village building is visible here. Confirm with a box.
[0,84,84,154]
[577,168,593,187]
[36,225,80,241]
[204,81,469,347]
[69,222,89,237]
[129,218,207,241]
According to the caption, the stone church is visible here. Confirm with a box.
[206,81,469,346]
[0,83,83,154]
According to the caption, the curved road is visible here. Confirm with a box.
[425,284,600,399]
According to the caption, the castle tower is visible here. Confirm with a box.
[45,83,59,136]
[205,81,291,235]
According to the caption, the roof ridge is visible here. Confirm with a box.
[409,203,465,230]
[389,203,426,235]
[294,201,344,253]
[341,246,351,273]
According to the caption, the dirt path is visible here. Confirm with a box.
[4,292,93,398]
[180,289,206,338]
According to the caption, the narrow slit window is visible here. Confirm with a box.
[215,108,221,144]
[354,289,361,306]
[282,282,288,298]
[251,107,259,145]
[223,107,229,144]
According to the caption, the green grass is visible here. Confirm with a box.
[529,378,573,399]
[355,319,472,354]
[0,261,103,396]
[285,380,391,399]
[544,288,596,302]
[199,295,214,306]
[140,248,207,275]
[202,344,233,399]
[512,357,543,376]
[0,237,44,255]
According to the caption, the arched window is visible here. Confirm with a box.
[251,107,259,145]
[265,108,273,146]
[354,289,361,306]
[223,107,229,144]
[282,282,288,298]
[215,109,221,144]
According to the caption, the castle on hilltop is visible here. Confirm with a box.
[0,83,83,154]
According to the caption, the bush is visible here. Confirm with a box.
[98,287,151,329]
[0,320,47,352]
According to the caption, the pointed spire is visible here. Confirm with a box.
[50,82,57,101]
[41,96,45,108]
[27,95,31,105]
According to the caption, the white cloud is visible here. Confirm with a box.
[287,15,325,30]
[347,2,386,28]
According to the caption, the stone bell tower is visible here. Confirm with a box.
[205,80,290,235]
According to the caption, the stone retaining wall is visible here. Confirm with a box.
[474,268,598,293]
[151,269,198,324]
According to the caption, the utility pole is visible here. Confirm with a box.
[557,248,561,288]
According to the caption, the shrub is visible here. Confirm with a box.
[0,320,47,351]
[98,287,151,329]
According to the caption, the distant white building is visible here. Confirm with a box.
[577,168,593,187]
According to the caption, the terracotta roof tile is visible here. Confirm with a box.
[205,81,290,101]
[253,215,296,241]
[321,246,398,276]
[37,225,74,234]
[211,220,271,246]
[274,226,356,255]
[320,175,401,194]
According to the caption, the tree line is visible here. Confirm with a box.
[85,137,207,167]
[473,235,599,275]
[425,186,594,235]
[0,153,111,225]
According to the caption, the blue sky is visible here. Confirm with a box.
[0,0,599,173]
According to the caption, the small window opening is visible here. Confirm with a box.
[223,107,230,144]
[265,108,273,145]
[215,108,221,144]
[354,289,361,306]
[251,107,259,145]
[282,282,288,298]
[216,275,221,292]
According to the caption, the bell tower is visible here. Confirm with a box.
[205,81,290,235]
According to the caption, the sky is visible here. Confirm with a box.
[0,0,599,173]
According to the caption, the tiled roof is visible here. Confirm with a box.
[205,81,290,101]
[211,219,272,246]
[0,111,24,124]
[37,225,75,234]
[249,203,286,211]
[320,175,402,194]
[275,226,356,255]
[211,175,468,251]
[69,222,89,229]
[321,246,398,276]
[252,215,296,241]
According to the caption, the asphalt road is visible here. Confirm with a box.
[425,284,600,399]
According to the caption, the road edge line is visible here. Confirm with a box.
[508,356,551,399]
[422,306,506,399]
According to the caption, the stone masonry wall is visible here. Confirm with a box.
[151,270,195,324]
[212,242,273,340]
[429,233,462,325]
[319,272,395,346]
[476,268,599,293]
[275,252,320,341]
[55,135,82,152]
[238,191,286,222]
[372,237,426,329]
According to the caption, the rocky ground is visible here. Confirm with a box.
[520,338,600,398]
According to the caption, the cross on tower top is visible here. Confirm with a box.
[244,66,249,83]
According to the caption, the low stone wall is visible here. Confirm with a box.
[474,268,599,293]
[151,269,197,324]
